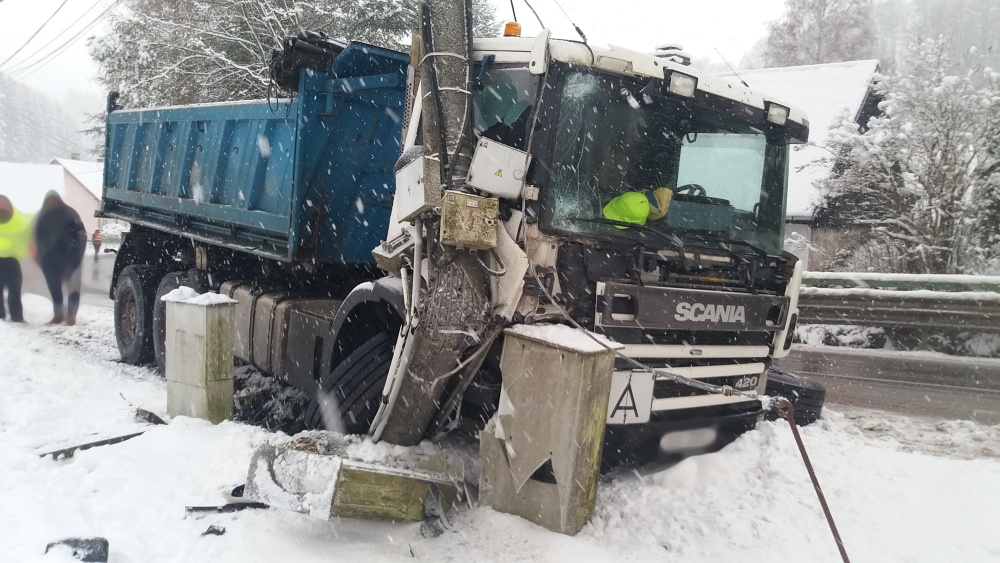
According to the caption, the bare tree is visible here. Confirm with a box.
[763,0,876,67]
[90,0,499,108]
[911,0,1000,69]
[0,74,83,162]
[870,0,1000,75]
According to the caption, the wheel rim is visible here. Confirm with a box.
[121,290,138,346]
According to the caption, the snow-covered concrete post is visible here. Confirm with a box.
[480,324,620,535]
[162,288,236,424]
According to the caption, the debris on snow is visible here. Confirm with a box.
[245,432,464,523]
[3,298,1000,561]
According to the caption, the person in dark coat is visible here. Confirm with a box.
[33,192,87,325]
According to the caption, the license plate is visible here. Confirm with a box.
[606,371,655,425]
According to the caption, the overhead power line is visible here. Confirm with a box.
[3,0,107,74]
[6,0,123,80]
[0,0,71,70]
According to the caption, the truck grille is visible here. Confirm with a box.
[653,374,758,399]
[598,326,772,347]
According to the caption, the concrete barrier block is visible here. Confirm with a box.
[165,296,235,423]
[479,324,617,535]
[166,379,234,424]
[166,300,235,385]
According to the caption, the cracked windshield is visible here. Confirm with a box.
[546,70,789,254]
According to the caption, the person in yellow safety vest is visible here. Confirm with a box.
[0,195,32,323]
[602,187,674,226]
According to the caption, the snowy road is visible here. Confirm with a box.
[776,345,1000,424]
[18,250,115,311]
[2,298,1000,562]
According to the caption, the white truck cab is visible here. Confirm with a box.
[389,29,809,466]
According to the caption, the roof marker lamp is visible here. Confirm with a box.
[664,70,698,98]
[765,101,790,126]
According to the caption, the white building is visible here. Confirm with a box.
[0,161,64,214]
[720,60,881,270]
[0,159,124,236]
[51,158,107,234]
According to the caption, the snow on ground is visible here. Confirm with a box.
[0,294,165,453]
[2,296,1000,562]
[833,407,1000,461]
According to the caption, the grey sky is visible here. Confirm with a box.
[507,0,784,63]
[0,0,785,109]
[0,0,109,96]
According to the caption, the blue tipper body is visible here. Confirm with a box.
[100,42,408,265]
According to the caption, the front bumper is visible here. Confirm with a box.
[602,402,764,471]
[605,359,768,425]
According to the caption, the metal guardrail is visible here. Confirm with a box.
[773,346,1000,424]
[803,271,1000,292]
[797,272,1000,332]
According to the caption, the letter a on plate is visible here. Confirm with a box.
[606,371,655,424]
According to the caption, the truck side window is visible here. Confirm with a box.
[473,66,537,150]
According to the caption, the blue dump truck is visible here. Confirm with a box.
[101,30,820,467]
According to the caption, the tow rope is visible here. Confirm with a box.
[771,398,851,563]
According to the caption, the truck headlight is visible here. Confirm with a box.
[665,70,698,98]
[765,101,790,126]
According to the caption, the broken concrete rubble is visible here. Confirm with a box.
[245,432,463,522]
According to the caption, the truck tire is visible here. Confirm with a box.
[765,368,826,425]
[152,272,184,374]
[305,331,395,434]
[152,272,209,374]
[114,265,160,365]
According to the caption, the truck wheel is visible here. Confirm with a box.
[305,331,395,434]
[152,271,210,374]
[765,368,826,425]
[114,265,160,365]
[152,272,184,374]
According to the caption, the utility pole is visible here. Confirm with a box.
[378,0,494,445]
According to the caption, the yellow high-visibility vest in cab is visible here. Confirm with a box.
[602,188,673,225]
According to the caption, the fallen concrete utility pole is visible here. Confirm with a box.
[377,0,494,445]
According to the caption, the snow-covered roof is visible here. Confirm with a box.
[0,161,65,214]
[52,158,105,201]
[719,60,880,219]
